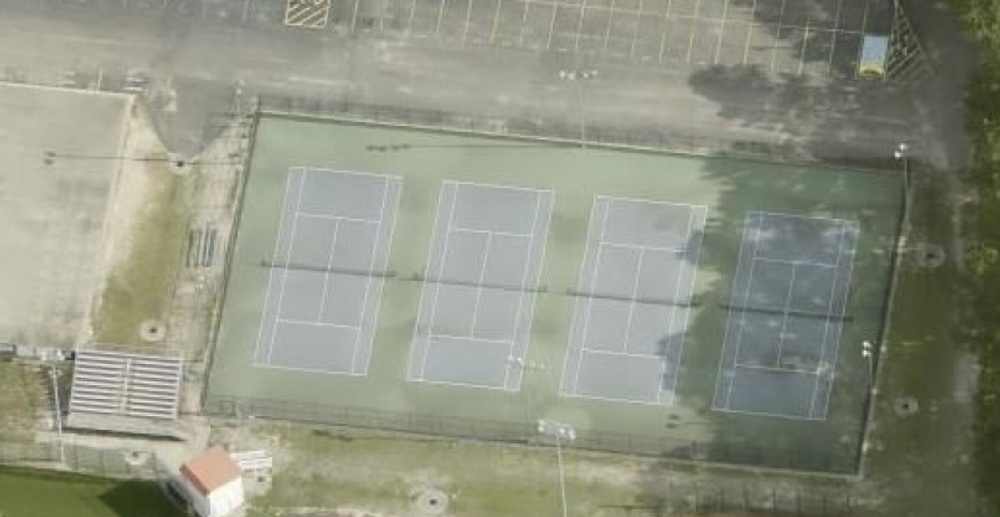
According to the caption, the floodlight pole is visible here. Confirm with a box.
[538,420,575,517]
[861,340,875,388]
[48,363,65,465]
[894,142,910,191]
[558,69,598,149]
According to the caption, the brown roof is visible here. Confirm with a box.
[180,446,241,495]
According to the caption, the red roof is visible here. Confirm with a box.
[180,446,241,495]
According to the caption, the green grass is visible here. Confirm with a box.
[94,165,190,345]
[0,362,41,442]
[863,174,980,516]
[0,466,186,517]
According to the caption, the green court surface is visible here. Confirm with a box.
[206,114,904,474]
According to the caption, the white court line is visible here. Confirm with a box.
[598,194,705,211]
[574,0,588,51]
[560,198,603,396]
[518,0,531,46]
[571,199,612,395]
[684,0,703,63]
[462,0,475,41]
[655,206,696,403]
[315,219,342,321]
[489,0,503,43]
[296,212,381,225]
[773,263,799,367]
[582,348,662,360]
[598,240,688,253]
[809,222,850,418]
[452,227,534,239]
[723,213,764,409]
[662,205,708,407]
[419,184,460,379]
[546,2,558,48]
[735,363,817,375]
[349,176,393,375]
[741,0,757,65]
[713,405,821,421]
[253,170,297,365]
[275,318,359,330]
[468,232,495,337]
[266,170,309,366]
[502,191,544,389]
[753,256,838,269]
[411,376,514,391]
[601,0,615,51]
[435,0,446,34]
[363,177,404,376]
[449,179,553,195]
[656,0,673,63]
[714,0,730,64]
[406,186,448,381]
[749,210,854,226]
[429,333,512,345]
[562,390,665,407]
[767,0,788,73]
[253,361,366,377]
[301,166,404,181]
[619,248,646,352]
[816,222,859,419]
[628,0,644,57]
[797,19,811,76]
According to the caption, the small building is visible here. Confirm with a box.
[179,446,245,517]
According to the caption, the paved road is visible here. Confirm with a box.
[0,0,928,164]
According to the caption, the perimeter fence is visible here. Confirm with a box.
[0,440,167,481]
[254,94,905,173]
[205,394,859,475]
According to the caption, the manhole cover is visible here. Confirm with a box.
[893,396,919,417]
[139,319,167,342]
[914,242,945,268]
[413,488,449,515]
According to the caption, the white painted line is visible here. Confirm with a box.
[598,240,688,253]
[266,170,309,365]
[661,205,708,406]
[255,362,366,377]
[468,232,494,336]
[489,0,503,43]
[602,0,616,51]
[768,0,788,72]
[655,206,695,402]
[451,227,534,239]
[735,363,818,375]
[315,219,342,321]
[684,0,702,63]
[714,0,730,64]
[753,256,839,269]
[546,2,559,49]
[503,191,546,389]
[561,390,662,406]
[519,0,532,46]
[713,404,820,421]
[797,18,811,76]
[773,262,799,367]
[619,248,646,352]
[410,376,513,391]
[253,169,297,366]
[719,214,764,408]
[582,348,662,359]
[303,167,406,182]
[429,333,512,345]
[575,0,588,51]
[629,0,644,57]
[350,176,393,374]
[449,179,553,195]
[419,184,460,379]
[571,199,612,395]
[748,210,854,225]
[351,0,362,33]
[295,213,382,224]
[560,198,602,396]
[810,223,855,419]
[363,177,404,376]
[598,194,705,210]
[406,185,448,381]
[657,0,673,63]
[436,0,447,34]
[275,318,359,330]
[463,0,476,41]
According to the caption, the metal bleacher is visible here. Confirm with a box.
[68,349,182,421]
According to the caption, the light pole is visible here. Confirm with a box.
[538,419,576,517]
[862,340,876,389]
[894,142,910,191]
[558,69,597,149]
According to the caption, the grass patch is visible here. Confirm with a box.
[864,175,980,516]
[0,362,41,442]
[0,466,185,517]
[94,167,190,345]
[246,425,643,517]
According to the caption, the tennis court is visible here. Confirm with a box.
[207,115,905,473]
[407,181,554,390]
[712,212,859,420]
[253,167,402,375]
[560,197,707,406]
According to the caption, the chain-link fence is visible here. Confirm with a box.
[205,394,858,474]
[636,479,857,516]
[0,441,167,481]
